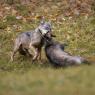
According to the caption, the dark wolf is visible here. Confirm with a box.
[44,37,89,67]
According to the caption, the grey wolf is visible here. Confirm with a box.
[11,19,55,62]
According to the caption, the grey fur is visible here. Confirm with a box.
[11,20,54,62]
[44,38,89,67]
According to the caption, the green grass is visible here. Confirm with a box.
[0,66,95,95]
[0,10,95,95]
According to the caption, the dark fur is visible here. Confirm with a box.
[44,38,89,67]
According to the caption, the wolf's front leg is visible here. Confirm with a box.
[32,48,39,61]
[37,47,42,61]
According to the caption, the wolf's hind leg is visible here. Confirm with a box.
[11,39,21,62]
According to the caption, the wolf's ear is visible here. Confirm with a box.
[40,17,45,25]
[48,20,52,26]
[40,20,45,25]
[51,34,56,37]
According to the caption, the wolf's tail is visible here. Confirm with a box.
[83,57,94,65]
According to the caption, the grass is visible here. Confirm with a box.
[0,66,95,95]
[0,3,95,95]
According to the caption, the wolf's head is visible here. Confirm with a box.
[38,20,51,34]
[38,19,56,38]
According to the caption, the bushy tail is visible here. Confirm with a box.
[83,58,93,65]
